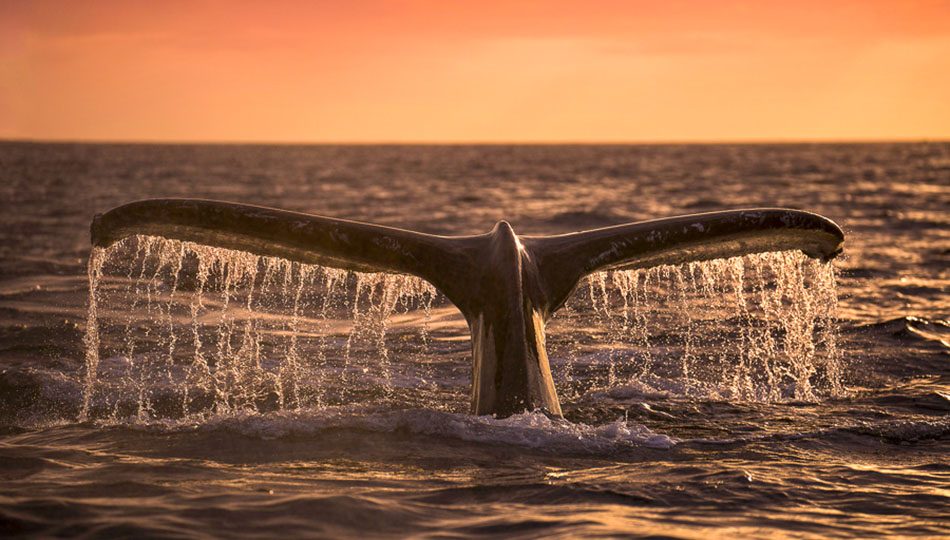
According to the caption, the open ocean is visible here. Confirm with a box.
[1,142,948,539]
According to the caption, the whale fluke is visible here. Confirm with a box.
[91,199,844,418]
[523,209,845,316]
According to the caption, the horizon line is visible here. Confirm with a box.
[2,136,948,146]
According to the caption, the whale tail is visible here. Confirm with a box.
[91,199,844,417]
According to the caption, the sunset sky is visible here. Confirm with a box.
[2,0,949,143]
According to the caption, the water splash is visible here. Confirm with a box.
[549,252,842,402]
[80,247,105,421]
[82,237,843,423]
[81,235,439,422]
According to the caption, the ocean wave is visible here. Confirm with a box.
[107,407,679,452]
[689,416,950,447]
[841,417,950,443]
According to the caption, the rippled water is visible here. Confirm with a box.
[1,142,948,538]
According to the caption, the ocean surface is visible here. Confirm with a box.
[0,142,948,539]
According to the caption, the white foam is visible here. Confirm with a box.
[114,407,680,451]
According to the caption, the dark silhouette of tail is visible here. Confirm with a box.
[92,199,844,417]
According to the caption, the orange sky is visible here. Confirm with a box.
[2,0,949,143]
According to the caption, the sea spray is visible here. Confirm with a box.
[549,251,842,402]
[83,236,842,422]
[80,247,105,421]
[81,235,439,421]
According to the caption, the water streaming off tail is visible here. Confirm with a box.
[82,236,842,422]
[548,252,842,402]
[80,235,441,422]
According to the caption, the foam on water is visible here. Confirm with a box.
[82,235,842,425]
[112,407,680,451]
